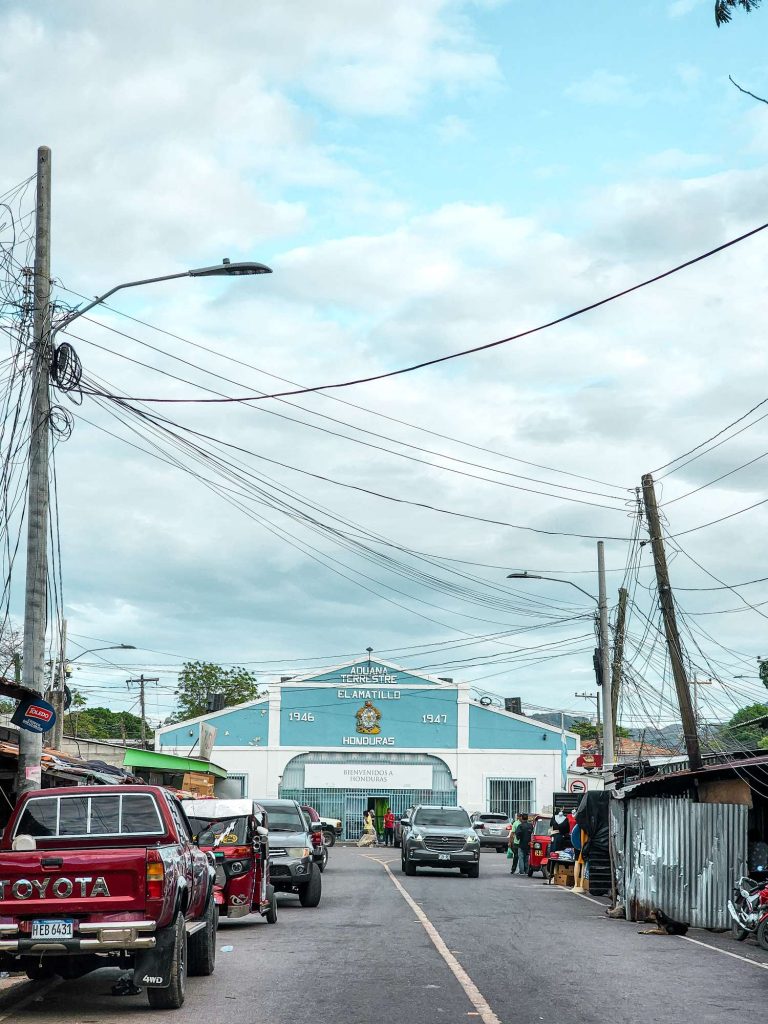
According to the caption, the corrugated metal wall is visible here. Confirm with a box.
[621,797,747,929]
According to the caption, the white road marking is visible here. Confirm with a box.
[0,978,61,1022]
[678,934,768,970]
[374,859,502,1024]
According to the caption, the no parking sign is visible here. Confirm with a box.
[569,778,587,794]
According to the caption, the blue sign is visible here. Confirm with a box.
[11,696,57,734]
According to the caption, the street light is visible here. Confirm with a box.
[67,644,136,664]
[506,542,615,771]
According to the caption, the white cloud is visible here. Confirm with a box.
[565,70,644,106]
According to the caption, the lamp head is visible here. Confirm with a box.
[188,258,272,278]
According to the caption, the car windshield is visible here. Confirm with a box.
[477,814,508,822]
[188,816,248,846]
[534,819,550,836]
[414,808,470,827]
[260,806,304,831]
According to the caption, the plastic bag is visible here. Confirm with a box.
[506,847,513,859]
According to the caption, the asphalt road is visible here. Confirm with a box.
[6,847,768,1024]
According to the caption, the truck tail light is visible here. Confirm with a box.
[146,851,165,901]
[310,831,323,849]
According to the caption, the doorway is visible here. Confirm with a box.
[367,796,390,837]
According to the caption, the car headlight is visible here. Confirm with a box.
[466,833,479,843]
[287,847,311,858]
[410,832,424,843]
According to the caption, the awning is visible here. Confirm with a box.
[123,748,228,779]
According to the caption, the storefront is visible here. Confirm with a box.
[156,657,579,839]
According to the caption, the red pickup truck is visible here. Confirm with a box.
[0,785,216,1010]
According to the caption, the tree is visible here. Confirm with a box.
[63,690,147,741]
[173,661,262,721]
[716,0,761,25]
[570,719,630,740]
[720,703,768,749]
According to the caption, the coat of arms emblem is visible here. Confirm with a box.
[355,701,381,735]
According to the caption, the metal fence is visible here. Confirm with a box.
[617,796,747,929]
[279,786,457,840]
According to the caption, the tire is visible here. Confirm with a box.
[323,830,335,848]
[394,837,401,848]
[496,847,505,854]
[404,853,416,876]
[188,896,217,977]
[756,918,768,951]
[732,918,749,942]
[316,846,328,873]
[541,867,549,879]
[147,913,186,1010]
[527,866,534,877]
[265,886,278,924]
[466,863,480,878]
[298,864,322,908]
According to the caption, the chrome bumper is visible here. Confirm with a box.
[0,920,157,953]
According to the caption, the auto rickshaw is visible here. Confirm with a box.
[184,798,278,925]
[527,814,552,877]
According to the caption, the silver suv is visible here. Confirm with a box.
[470,811,514,852]
[401,805,481,877]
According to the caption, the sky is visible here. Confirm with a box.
[1,0,768,736]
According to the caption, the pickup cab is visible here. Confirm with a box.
[0,785,216,1010]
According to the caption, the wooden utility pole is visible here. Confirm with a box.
[127,675,159,748]
[597,541,614,769]
[610,587,628,754]
[50,617,67,749]
[18,147,52,795]
[641,473,701,770]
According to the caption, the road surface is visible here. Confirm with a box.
[4,846,767,1023]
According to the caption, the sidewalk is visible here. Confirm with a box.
[0,974,32,1009]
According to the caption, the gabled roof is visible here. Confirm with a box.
[283,656,454,687]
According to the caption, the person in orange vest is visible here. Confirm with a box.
[383,808,396,846]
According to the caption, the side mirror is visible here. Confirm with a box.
[474,822,486,829]
[400,817,410,826]
[256,826,268,839]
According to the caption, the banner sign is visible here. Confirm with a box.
[303,763,432,790]
[11,696,56,734]
[199,722,218,761]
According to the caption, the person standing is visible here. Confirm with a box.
[516,813,534,875]
[383,807,395,847]
[508,813,521,873]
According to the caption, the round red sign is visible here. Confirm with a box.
[569,779,587,793]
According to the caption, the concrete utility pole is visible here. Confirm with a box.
[50,617,67,750]
[641,473,701,770]
[597,541,614,769]
[17,146,52,796]
[127,675,159,748]
[610,586,628,755]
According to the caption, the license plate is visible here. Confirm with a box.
[438,853,450,861]
[488,828,501,834]
[32,920,73,940]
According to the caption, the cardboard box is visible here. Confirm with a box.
[554,862,575,887]
[183,771,215,797]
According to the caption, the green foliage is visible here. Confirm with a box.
[721,703,768,748]
[174,661,262,721]
[65,702,146,741]
[716,0,761,25]
[570,719,630,740]
[760,659,768,689]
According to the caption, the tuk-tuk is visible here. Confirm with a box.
[184,798,278,924]
[527,814,552,877]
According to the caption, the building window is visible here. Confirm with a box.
[487,778,535,817]
[227,774,248,797]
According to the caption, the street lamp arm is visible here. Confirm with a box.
[68,644,136,664]
[506,572,597,605]
[55,258,272,333]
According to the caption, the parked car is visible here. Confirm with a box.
[470,811,514,852]
[0,785,216,1010]
[394,806,414,848]
[300,804,329,872]
[401,805,481,877]
[254,798,322,907]
[318,815,342,846]
[184,798,278,923]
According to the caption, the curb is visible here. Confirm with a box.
[0,976,34,1013]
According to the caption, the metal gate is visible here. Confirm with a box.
[487,778,535,817]
[620,796,747,929]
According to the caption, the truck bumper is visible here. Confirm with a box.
[409,848,479,866]
[0,920,156,953]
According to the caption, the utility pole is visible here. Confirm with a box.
[50,617,67,750]
[575,692,601,740]
[610,587,628,755]
[597,541,614,769]
[127,675,159,749]
[17,146,52,796]
[641,473,701,770]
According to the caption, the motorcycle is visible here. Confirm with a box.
[727,876,768,949]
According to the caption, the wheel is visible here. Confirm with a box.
[404,853,416,876]
[756,918,768,951]
[323,829,335,847]
[188,896,217,977]
[298,864,322,908]
[24,962,58,980]
[731,917,749,941]
[466,863,480,878]
[541,867,549,878]
[394,837,401,848]
[527,866,534,877]
[147,913,186,1010]
[496,847,505,854]
[316,845,328,873]
[265,886,278,924]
